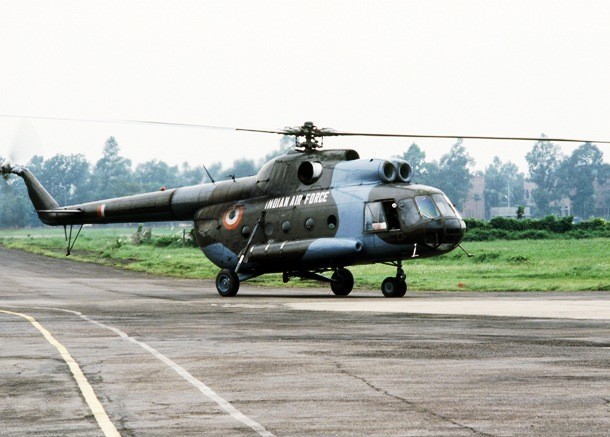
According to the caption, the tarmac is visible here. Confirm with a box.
[0,247,609,436]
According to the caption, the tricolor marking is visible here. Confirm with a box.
[222,205,244,230]
[96,204,106,218]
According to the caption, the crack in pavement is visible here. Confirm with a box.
[332,360,495,436]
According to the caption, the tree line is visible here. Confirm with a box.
[0,136,292,227]
[2,135,609,227]
[400,136,609,218]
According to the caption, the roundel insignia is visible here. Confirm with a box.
[222,206,244,230]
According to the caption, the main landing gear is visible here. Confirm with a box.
[381,260,407,298]
[282,267,355,296]
[330,267,354,296]
[215,267,356,297]
[214,262,406,298]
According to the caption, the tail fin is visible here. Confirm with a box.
[12,167,60,211]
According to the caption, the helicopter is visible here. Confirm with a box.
[2,120,608,297]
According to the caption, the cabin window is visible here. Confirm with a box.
[364,200,400,232]
[264,222,275,236]
[305,217,315,230]
[364,202,386,231]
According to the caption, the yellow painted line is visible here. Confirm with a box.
[5,305,275,436]
[0,309,120,437]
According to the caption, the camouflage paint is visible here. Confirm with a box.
[14,148,465,279]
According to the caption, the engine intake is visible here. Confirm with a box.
[332,159,400,185]
[391,159,413,183]
[298,161,323,184]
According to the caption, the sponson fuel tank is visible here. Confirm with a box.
[245,238,363,269]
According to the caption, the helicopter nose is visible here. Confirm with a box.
[425,217,465,247]
[444,217,466,243]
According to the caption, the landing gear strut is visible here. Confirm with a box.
[282,267,354,296]
[381,260,407,298]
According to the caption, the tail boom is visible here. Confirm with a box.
[13,168,258,226]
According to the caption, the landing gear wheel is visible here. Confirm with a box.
[216,269,240,297]
[331,268,354,296]
[381,277,406,298]
[397,279,407,297]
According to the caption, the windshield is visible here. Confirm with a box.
[415,195,440,219]
[399,194,462,226]
[432,194,456,217]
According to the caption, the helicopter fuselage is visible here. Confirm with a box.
[189,151,465,278]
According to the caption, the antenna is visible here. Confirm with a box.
[202,164,215,184]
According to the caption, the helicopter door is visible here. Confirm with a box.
[364,200,400,232]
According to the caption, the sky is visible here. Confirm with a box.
[1,0,609,173]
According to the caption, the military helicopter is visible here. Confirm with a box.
[2,120,607,297]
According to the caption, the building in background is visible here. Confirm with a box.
[460,174,485,219]
[461,176,609,219]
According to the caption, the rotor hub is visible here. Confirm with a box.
[282,121,337,152]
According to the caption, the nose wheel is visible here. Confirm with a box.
[381,261,407,297]
[216,269,240,297]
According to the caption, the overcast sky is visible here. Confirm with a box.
[1,0,609,173]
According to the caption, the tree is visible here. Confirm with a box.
[134,159,180,192]
[28,154,90,205]
[559,143,609,218]
[484,156,525,218]
[89,137,135,200]
[178,162,209,185]
[526,136,564,216]
[398,143,426,179]
[258,135,294,166]
[223,158,258,179]
[397,140,474,210]
[0,173,35,227]
[398,143,442,187]
[435,139,475,210]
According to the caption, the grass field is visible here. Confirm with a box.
[0,226,609,291]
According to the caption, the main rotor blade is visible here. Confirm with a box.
[0,114,286,135]
[328,131,610,144]
[1,114,608,144]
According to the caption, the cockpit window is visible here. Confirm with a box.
[415,195,440,219]
[432,194,456,217]
[399,198,420,227]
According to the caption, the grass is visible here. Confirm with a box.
[0,226,609,291]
